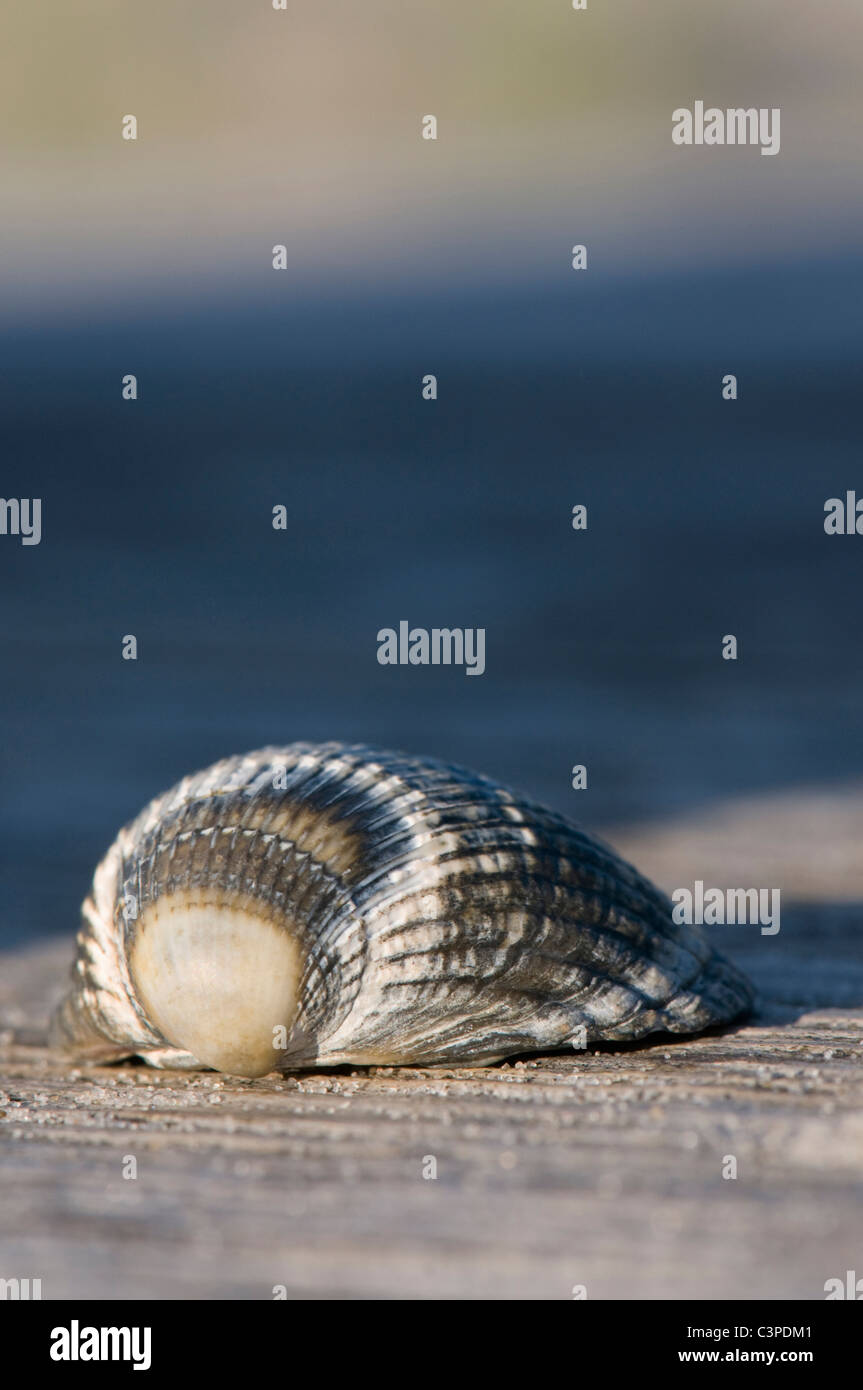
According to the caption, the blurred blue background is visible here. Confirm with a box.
[1,0,862,946]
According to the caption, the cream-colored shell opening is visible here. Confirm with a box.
[129,896,303,1077]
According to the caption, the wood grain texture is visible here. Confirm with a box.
[1,891,862,1300]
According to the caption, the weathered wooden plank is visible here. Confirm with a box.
[1,898,862,1300]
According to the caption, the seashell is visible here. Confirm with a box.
[52,742,754,1077]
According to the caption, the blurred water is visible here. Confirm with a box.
[1,259,861,945]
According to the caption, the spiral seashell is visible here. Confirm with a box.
[51,742,754,1077]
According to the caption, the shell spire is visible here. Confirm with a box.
[52,742,754,1076]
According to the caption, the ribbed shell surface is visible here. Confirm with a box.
[52,742,754,1071]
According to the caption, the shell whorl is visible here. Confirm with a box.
[52,742,754,1076]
